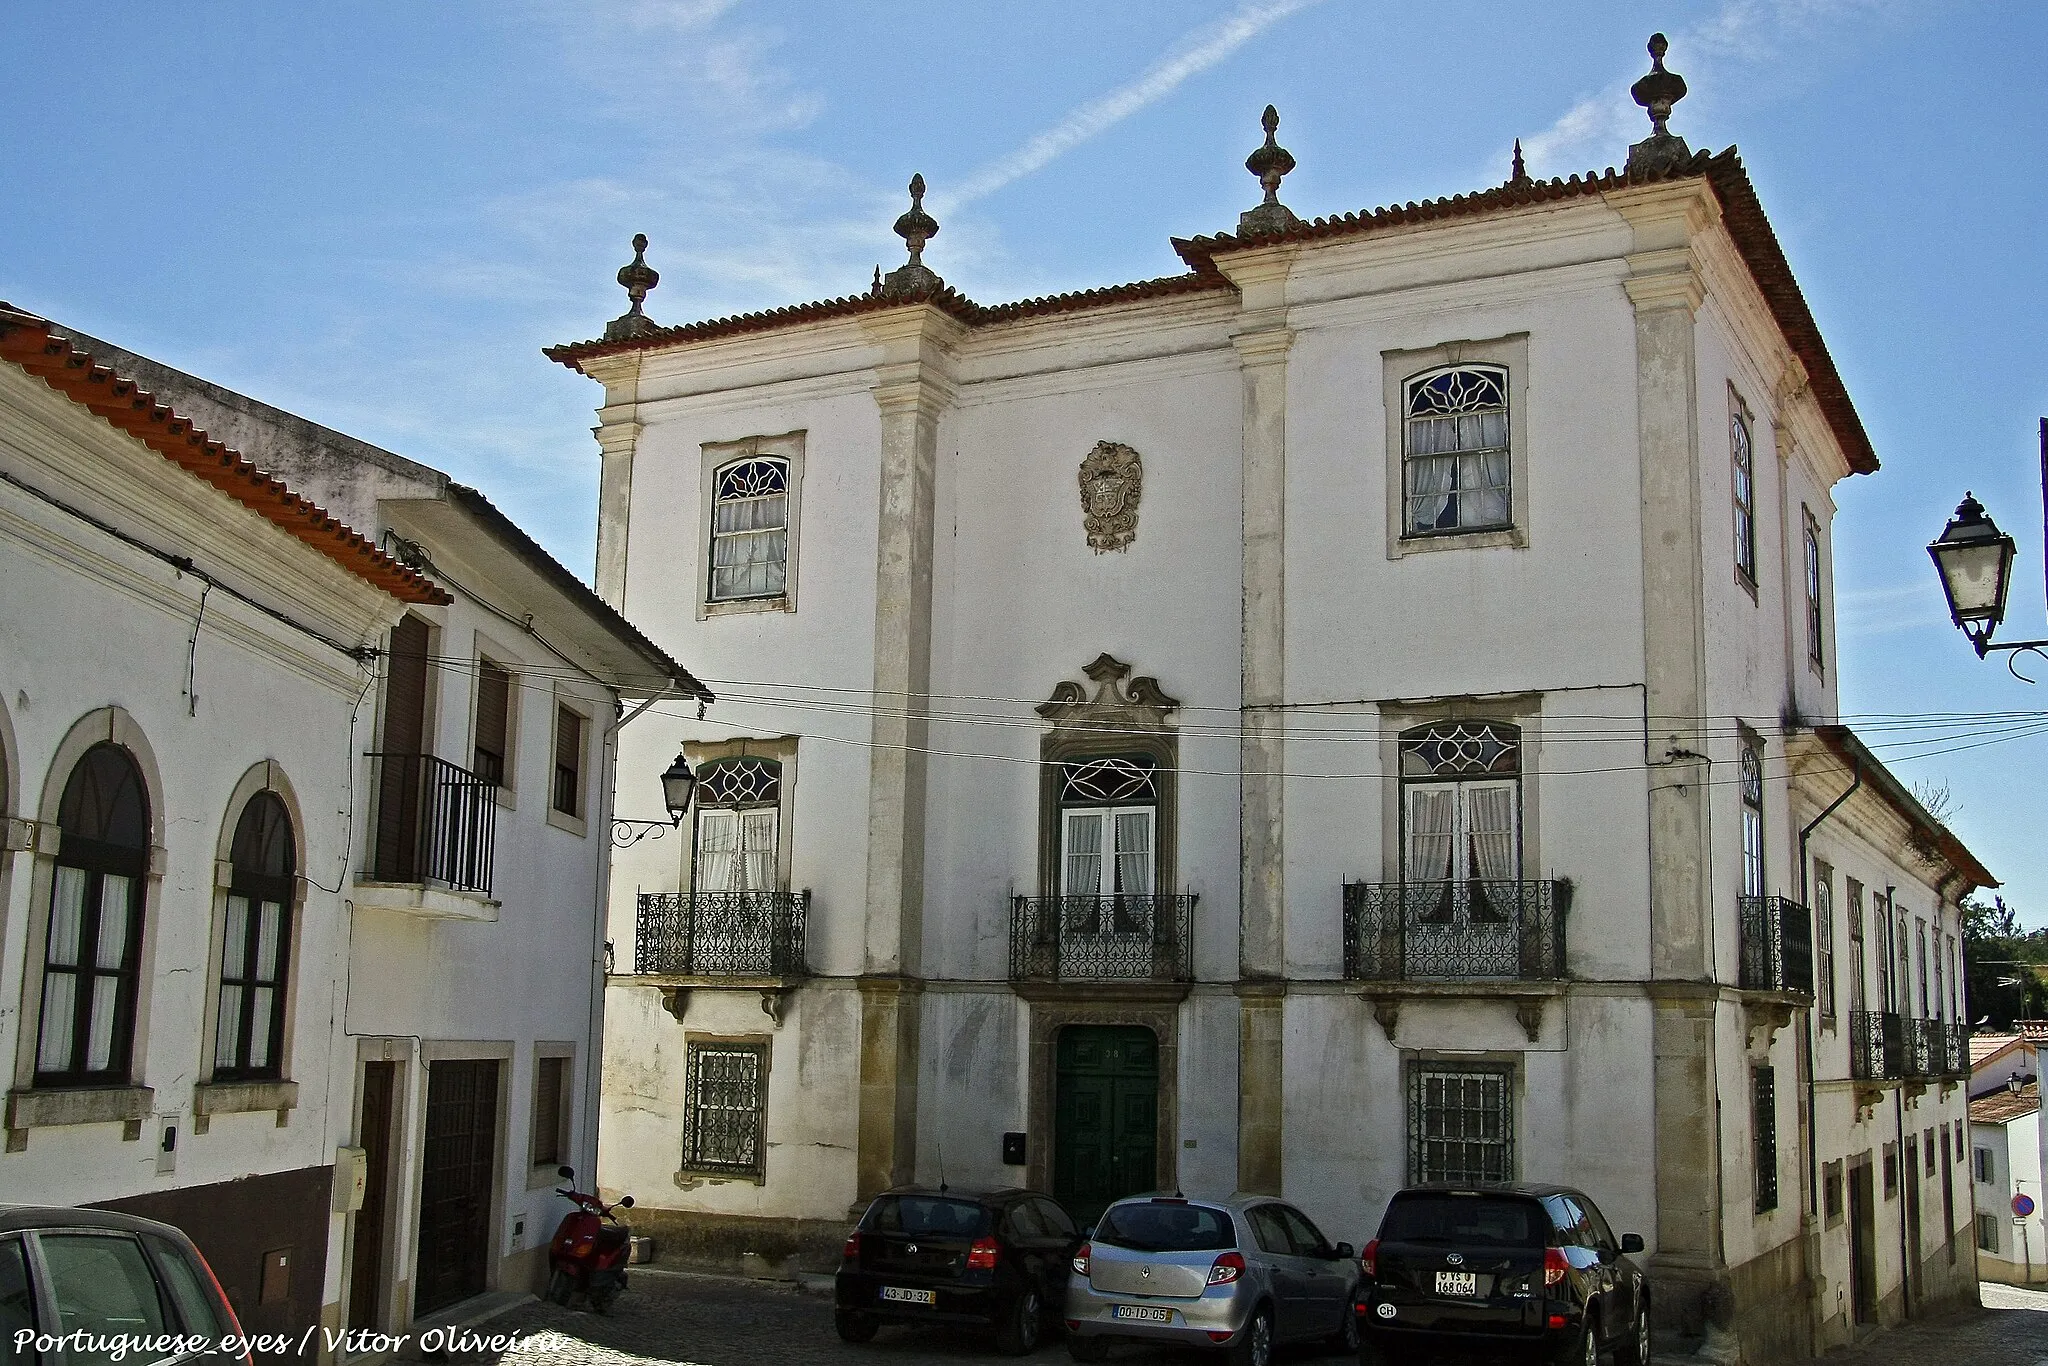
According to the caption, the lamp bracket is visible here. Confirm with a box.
[611,817,681,849]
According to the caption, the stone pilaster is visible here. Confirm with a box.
[851,305,958,1201]
[582,352,645,609]
[1235,982,1286,1194]
[1610,179,1729,1331]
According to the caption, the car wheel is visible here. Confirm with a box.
[545,1269,573,1306]
[1065,1331,1111,1362]
[1229,1306,1274,1366]
[1615,1304,1651,1366]
[834,1309,879,1344]
[1328,1301,1360,1353]
[1561,1311,1600,1366]
[996,1288,1042,1356]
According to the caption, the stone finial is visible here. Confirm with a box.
[1626,32,1693,176]
[879,174,943,297]
[1508,138,1531,187]
[1238,104,1301,236]
[603,233,660,341]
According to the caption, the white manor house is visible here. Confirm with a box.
[552,40,1990,1362]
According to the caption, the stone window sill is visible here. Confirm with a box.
[5,1085,155,1148]
[192,1079,299,1132]
[1390,526,1527,559]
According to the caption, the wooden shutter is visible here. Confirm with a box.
[474,662,510,786]
[383,615,430,754]
[552,706,583,815]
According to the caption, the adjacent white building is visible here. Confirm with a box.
[554,40,1991,1362]
[0,304,708,1350]
[1968,1081,2043,1285]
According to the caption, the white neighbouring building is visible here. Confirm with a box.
[0,306,437,1346]
[0,305,709,1352]
[553,41,1992,1362]
[1967,1081,2043,1285]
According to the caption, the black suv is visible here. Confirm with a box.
[1355,1184,1649,1366]
[836,1186,1083,1355]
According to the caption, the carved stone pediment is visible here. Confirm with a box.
[1037,654,1179,732]
[1079,441,1143,553]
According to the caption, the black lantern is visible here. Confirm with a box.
[1927,493,2017,656]
[660,752,697,825]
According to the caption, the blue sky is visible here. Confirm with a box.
[5,2,2045,920]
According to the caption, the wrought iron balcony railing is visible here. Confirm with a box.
[1932,1020,1969,1077]
[1341,880,1569,982]
[367,751,497,894]
[635,891,810,978]
[1737,895,1814,996]
[1009,895,1195,984]
[1849,1010,1905,1080]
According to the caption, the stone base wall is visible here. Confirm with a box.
[1911,1238,1978,1317]
[621,1207,851,1278]
[1727,1235,1811,1365]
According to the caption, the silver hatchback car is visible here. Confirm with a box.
[1062,1194,1359,1365]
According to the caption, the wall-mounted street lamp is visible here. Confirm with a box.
[1929,419,2048,673]
[611,751,697,848]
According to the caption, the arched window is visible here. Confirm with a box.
[215,792,295,1079]
[691,757,782,893]
[708,458,790,602]
[38,743,149,1085]
[1403,365,1511,535]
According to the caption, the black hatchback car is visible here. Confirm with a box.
[1355,1184,1649,1366]
[836,1187,1083,1355]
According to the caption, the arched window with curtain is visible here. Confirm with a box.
[691,757,782,893]
[215,792,295,1079]
[38,743,150,1086]
[1403,365,1511,535]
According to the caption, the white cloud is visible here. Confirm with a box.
[941,0,1326,210]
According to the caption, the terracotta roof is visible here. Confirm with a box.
[0,306,447,606]
[1970,1081,2040,1126]
[543,266,1232,373]
[1809,724,1997,891]
[1974,1034,2031,1067]
[2022,1020,2048,1042]
[547,150,1875,478]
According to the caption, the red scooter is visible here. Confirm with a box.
[545,1165,635,1312]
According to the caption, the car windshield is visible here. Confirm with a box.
[864,1196,991,1239]
[1379,1194,1547,1248]
[1094,1201,1236,1253]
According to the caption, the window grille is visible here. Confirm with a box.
[1753,1065,1778,1212]
[1403,366,1510,535]
[684,1042,767,1177]
[709,458,790,601]
[1407,1064,1513,1185]
[1058,755,1159,804]
[1399,722,1521,778]
[696,757,782,808]
[1822,1161,1843,1226]
[1732,405,1756,581]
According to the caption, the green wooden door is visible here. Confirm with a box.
[1054,1026,1159,1227]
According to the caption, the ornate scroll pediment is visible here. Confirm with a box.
[1080,441,1143,553]
[1037,653,1179,732]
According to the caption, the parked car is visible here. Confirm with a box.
[835,1186,1083,1355]
[1062,1194,1358,1365]
[1,1204,250,1362]
[1355,1183,1649,1366]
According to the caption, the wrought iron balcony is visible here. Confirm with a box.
[367,752,497,894]
[1009,895,1195,984]
[1931,1020,1969,1077]
[1737,896,1814,997]
[1341,880,1569,982]
[634,891,810,978]
[1849,1010,1906,1080]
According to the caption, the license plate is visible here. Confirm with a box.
[1435,1271,1479,1297]
[880,1286,936,1305]
[1112,1304,1173,1323]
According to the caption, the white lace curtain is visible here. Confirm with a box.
[1406,393,1509,533]
[1404,781,1518,882]
[694,807,778,892]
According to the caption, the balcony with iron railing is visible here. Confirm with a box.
[1848,1011,1970,1083]
[1341,880,1570,983]
[357,752,499,919]
[1009,894,1195,990]
[630,890,811,1024]
[1737,896,1814,998]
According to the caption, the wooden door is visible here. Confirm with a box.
[1847,1163,1877,1324]
[414,1059,498,1316]
[1053,1027,1158,1228]
[1904,1139,1923,1303]
[349,1062,396,1329]
[374,615,431,882]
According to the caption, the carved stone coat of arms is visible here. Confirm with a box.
[1079,441,1143,552]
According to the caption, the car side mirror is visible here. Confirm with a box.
[621,1196,635,1209]
[558,1165,575,1180]
[1333,1242,1355,1261]
[1620,1233,1645,1254]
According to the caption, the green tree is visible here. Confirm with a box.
[1963,895,2048,1029]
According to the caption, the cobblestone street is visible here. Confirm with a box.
[441,1272,2048,1366]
